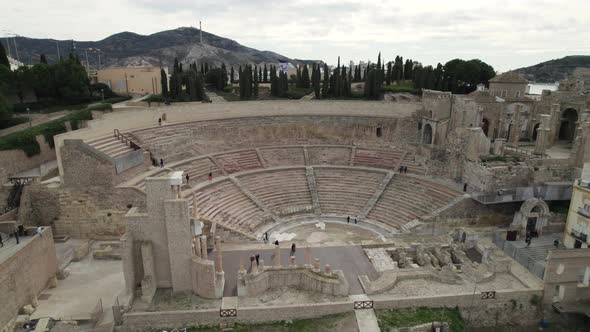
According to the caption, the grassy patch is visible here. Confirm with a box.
[0,116,30,130]
[0,109,93,156]
[377,307,464,332]
[382,82,418,94]
[187,313,353,332]
[212,88,241,101]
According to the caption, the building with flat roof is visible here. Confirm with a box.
[97,66,168,95]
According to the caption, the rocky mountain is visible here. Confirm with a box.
[514,55,590,83]
[9,27,317,70]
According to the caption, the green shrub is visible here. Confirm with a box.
[145,94,167,103]
[286,87,313,99]
[102,95,131,104]
[86,103,112,111]
[0,109,93,156]
[377,307,464,332]
[0,116,30,130]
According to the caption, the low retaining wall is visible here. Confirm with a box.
[122,301,352,331]
[238,266,349,297]
[0,227,58,331]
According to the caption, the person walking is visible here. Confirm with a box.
[347,216,350,223]
[185,174,190,183]
[160,159,164,168]
[354,217,358,224]
[14,230,19,245]
[208,172,213,181]
[290,243,296,256]
[255,254,260,266]
[274,240,279,246]
[0,233,3,248]
[158,118,162,126]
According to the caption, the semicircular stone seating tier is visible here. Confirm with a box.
[119,144,426,192]
[172,165,463,239]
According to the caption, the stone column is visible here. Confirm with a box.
[192,193,198,218]
[324,264,332,276]
[274,245,281,267]
[200,235,208,259]
[215,236,223,273]
[510,109,521,145]
[550,104,561,144]
[305,246,312,267]
[534,115,551,155]
[313,258,320,272]
[251,255,258,274]
[194,236,201,257]
[493,138,506,156]
[290,256,296,267]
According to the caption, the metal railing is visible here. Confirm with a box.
[114,129,141,150]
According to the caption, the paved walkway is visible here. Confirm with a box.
[351,294,381,332]
[205,90,227,103]
[210,245,379,296]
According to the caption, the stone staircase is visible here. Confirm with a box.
[359,171,395,219]
[85,135,135,159]
[400,194,468,231]
[305,166,321,214]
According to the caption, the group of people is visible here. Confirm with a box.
[398,165,409,173]
[0,225,24,248]
[346,216,358,224]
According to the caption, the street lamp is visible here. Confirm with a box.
[26,107,31,127]
[101,88,104,101]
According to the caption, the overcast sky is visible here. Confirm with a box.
[2,0,590,71]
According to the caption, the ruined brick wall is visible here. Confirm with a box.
[463,162,532,192]
[61,142,116,189]
[0,227,58,330]
[18,180,60,227]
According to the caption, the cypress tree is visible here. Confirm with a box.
[221,63,228,89]
[263,64,268,83]
[204,63,209,74]
[40,54,48,64]
[179,63,183,73]
[160,68,168,97]
[201,63,204,74]
[313,64,321,99]
[173,58,179,73]
[301,65,310,89]
[322,63,329,98]
[230,66,234,84]
[253,65,259,97]
[0,42,8,67]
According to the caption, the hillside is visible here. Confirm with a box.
[9,27,314,70]
[514,55,590,83]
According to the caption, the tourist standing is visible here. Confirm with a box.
[185,174,190,183]
[14,229,19,244]
[158,118,162,126]
[255,254,260,266]
[347,216,350,223]
[0,233,3,247]
[354,217,358,224]
[208,172,213,181]
[291,243,296,256]
[160,159,164,168]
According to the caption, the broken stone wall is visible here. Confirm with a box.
[0,227,58,330]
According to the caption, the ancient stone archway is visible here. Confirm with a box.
[511,198,550,236]
[423,123,433,145]
[558,108,578,141]
[482,118,490,137]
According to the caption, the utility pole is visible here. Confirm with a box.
[199,21,203,43]
[56,41,60,60]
